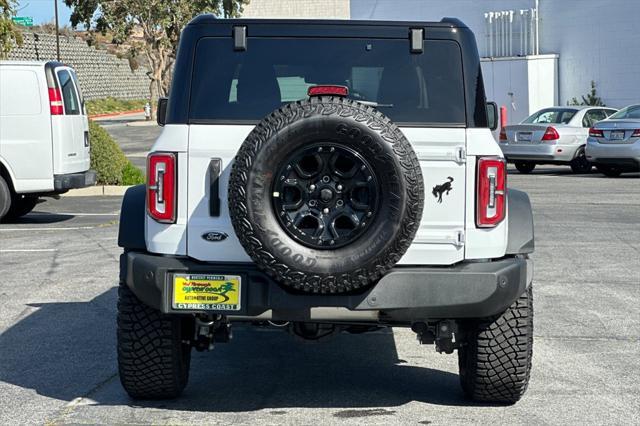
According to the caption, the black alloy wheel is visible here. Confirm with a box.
[272,143,378,249]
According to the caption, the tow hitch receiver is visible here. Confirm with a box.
[191,315,232,351]
[412,320,460,354]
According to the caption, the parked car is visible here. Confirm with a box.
[116,16,536,404]
[586,104,640,177]
[499,106,617,174]
[0,61,96,221]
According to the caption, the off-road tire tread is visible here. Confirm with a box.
[117,283,191,399]
[458,286,533,404]
[228,97,423,294]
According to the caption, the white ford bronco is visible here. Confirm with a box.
[117,16,535,404]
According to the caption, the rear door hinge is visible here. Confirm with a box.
[456,147,466,164]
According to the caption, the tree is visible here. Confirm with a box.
[568,80,605,107]
[63,0,249,116]
[0,0,23,58]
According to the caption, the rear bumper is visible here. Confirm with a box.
[586,140,640,170]
[53,170,97,192]
[500,142,578,163]
[120,251,532,323]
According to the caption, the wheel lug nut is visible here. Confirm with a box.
[337,184,343,191]
[323,208,329,214]
[309,184,316,191]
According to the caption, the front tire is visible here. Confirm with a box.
[458,286,533,404]
[117,283,192,399]
[514,162,536,174]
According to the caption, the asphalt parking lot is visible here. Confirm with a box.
[1,156,638,423]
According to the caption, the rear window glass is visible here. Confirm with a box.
[57,70,81,115]
[522,108,577,125]
[189,38,466,125]
[608,105,640,119]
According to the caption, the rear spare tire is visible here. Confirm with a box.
[229,97,424,293]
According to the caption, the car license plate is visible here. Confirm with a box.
[173,274,241,311]
[517,132,532,142]
[610,130,625,140]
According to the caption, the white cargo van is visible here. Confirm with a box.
[0,61,96,220]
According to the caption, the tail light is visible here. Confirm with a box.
[308,85,349,97]
[48,88,63,115]
[499,127,507,142]
[476,157,506,228]
[632,129,640,137]
[589,128,604,138]
[147,152,177,223]
[541,126,560,143]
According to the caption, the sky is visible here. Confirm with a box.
[15,0,74,26]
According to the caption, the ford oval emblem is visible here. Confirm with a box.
[202,231,228,242]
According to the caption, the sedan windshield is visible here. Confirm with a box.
[522,108,577,124]
[608,104,640,119]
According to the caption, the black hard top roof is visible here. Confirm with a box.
[188,15,468,29]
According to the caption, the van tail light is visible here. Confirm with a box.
[541,126,560,143]
[476,157,506,228]
[48,88,64,115]
[499,127,507,142]
[147,152,177,223]
[589,127,604,138]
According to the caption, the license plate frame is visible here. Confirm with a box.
[610,130,625,140]
[517,132,532,142]
[172,273,242,311]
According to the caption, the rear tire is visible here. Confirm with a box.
[458,286,534,404]
[0,176,10,221]
[4,194,39,220]
[117,283,192,399]
[570,148,592,174]
[596,164,622,177]
[514,162,536,174]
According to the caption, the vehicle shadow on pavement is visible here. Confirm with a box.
[0,288,476,412]
[1,212,75,225]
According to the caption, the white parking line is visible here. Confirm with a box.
[0,226,94,232]
[0,249,58,252]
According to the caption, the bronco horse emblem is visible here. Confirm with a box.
[432,177,454,203]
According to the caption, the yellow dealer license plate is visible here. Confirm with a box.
[172,274,241,311]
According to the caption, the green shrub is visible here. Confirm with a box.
[122,161,145,185]
[90,121,127,185]
[89,121,146,185]
[86,97,147,116]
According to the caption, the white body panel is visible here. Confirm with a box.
[145,125,189,255]
[0,61,90,194]
[52,67,90,175]
[144,123,509,264]
[465,128,508,259]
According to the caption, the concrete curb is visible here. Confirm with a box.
[89,109,145,120]
[65,185,133,197]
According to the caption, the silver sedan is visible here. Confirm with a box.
[586,104,640,177]
[499,106,617,174]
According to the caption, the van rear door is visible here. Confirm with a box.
[51,66,90,175]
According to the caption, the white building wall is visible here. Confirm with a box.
[242,0,350,18]
[351,0,640,109]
